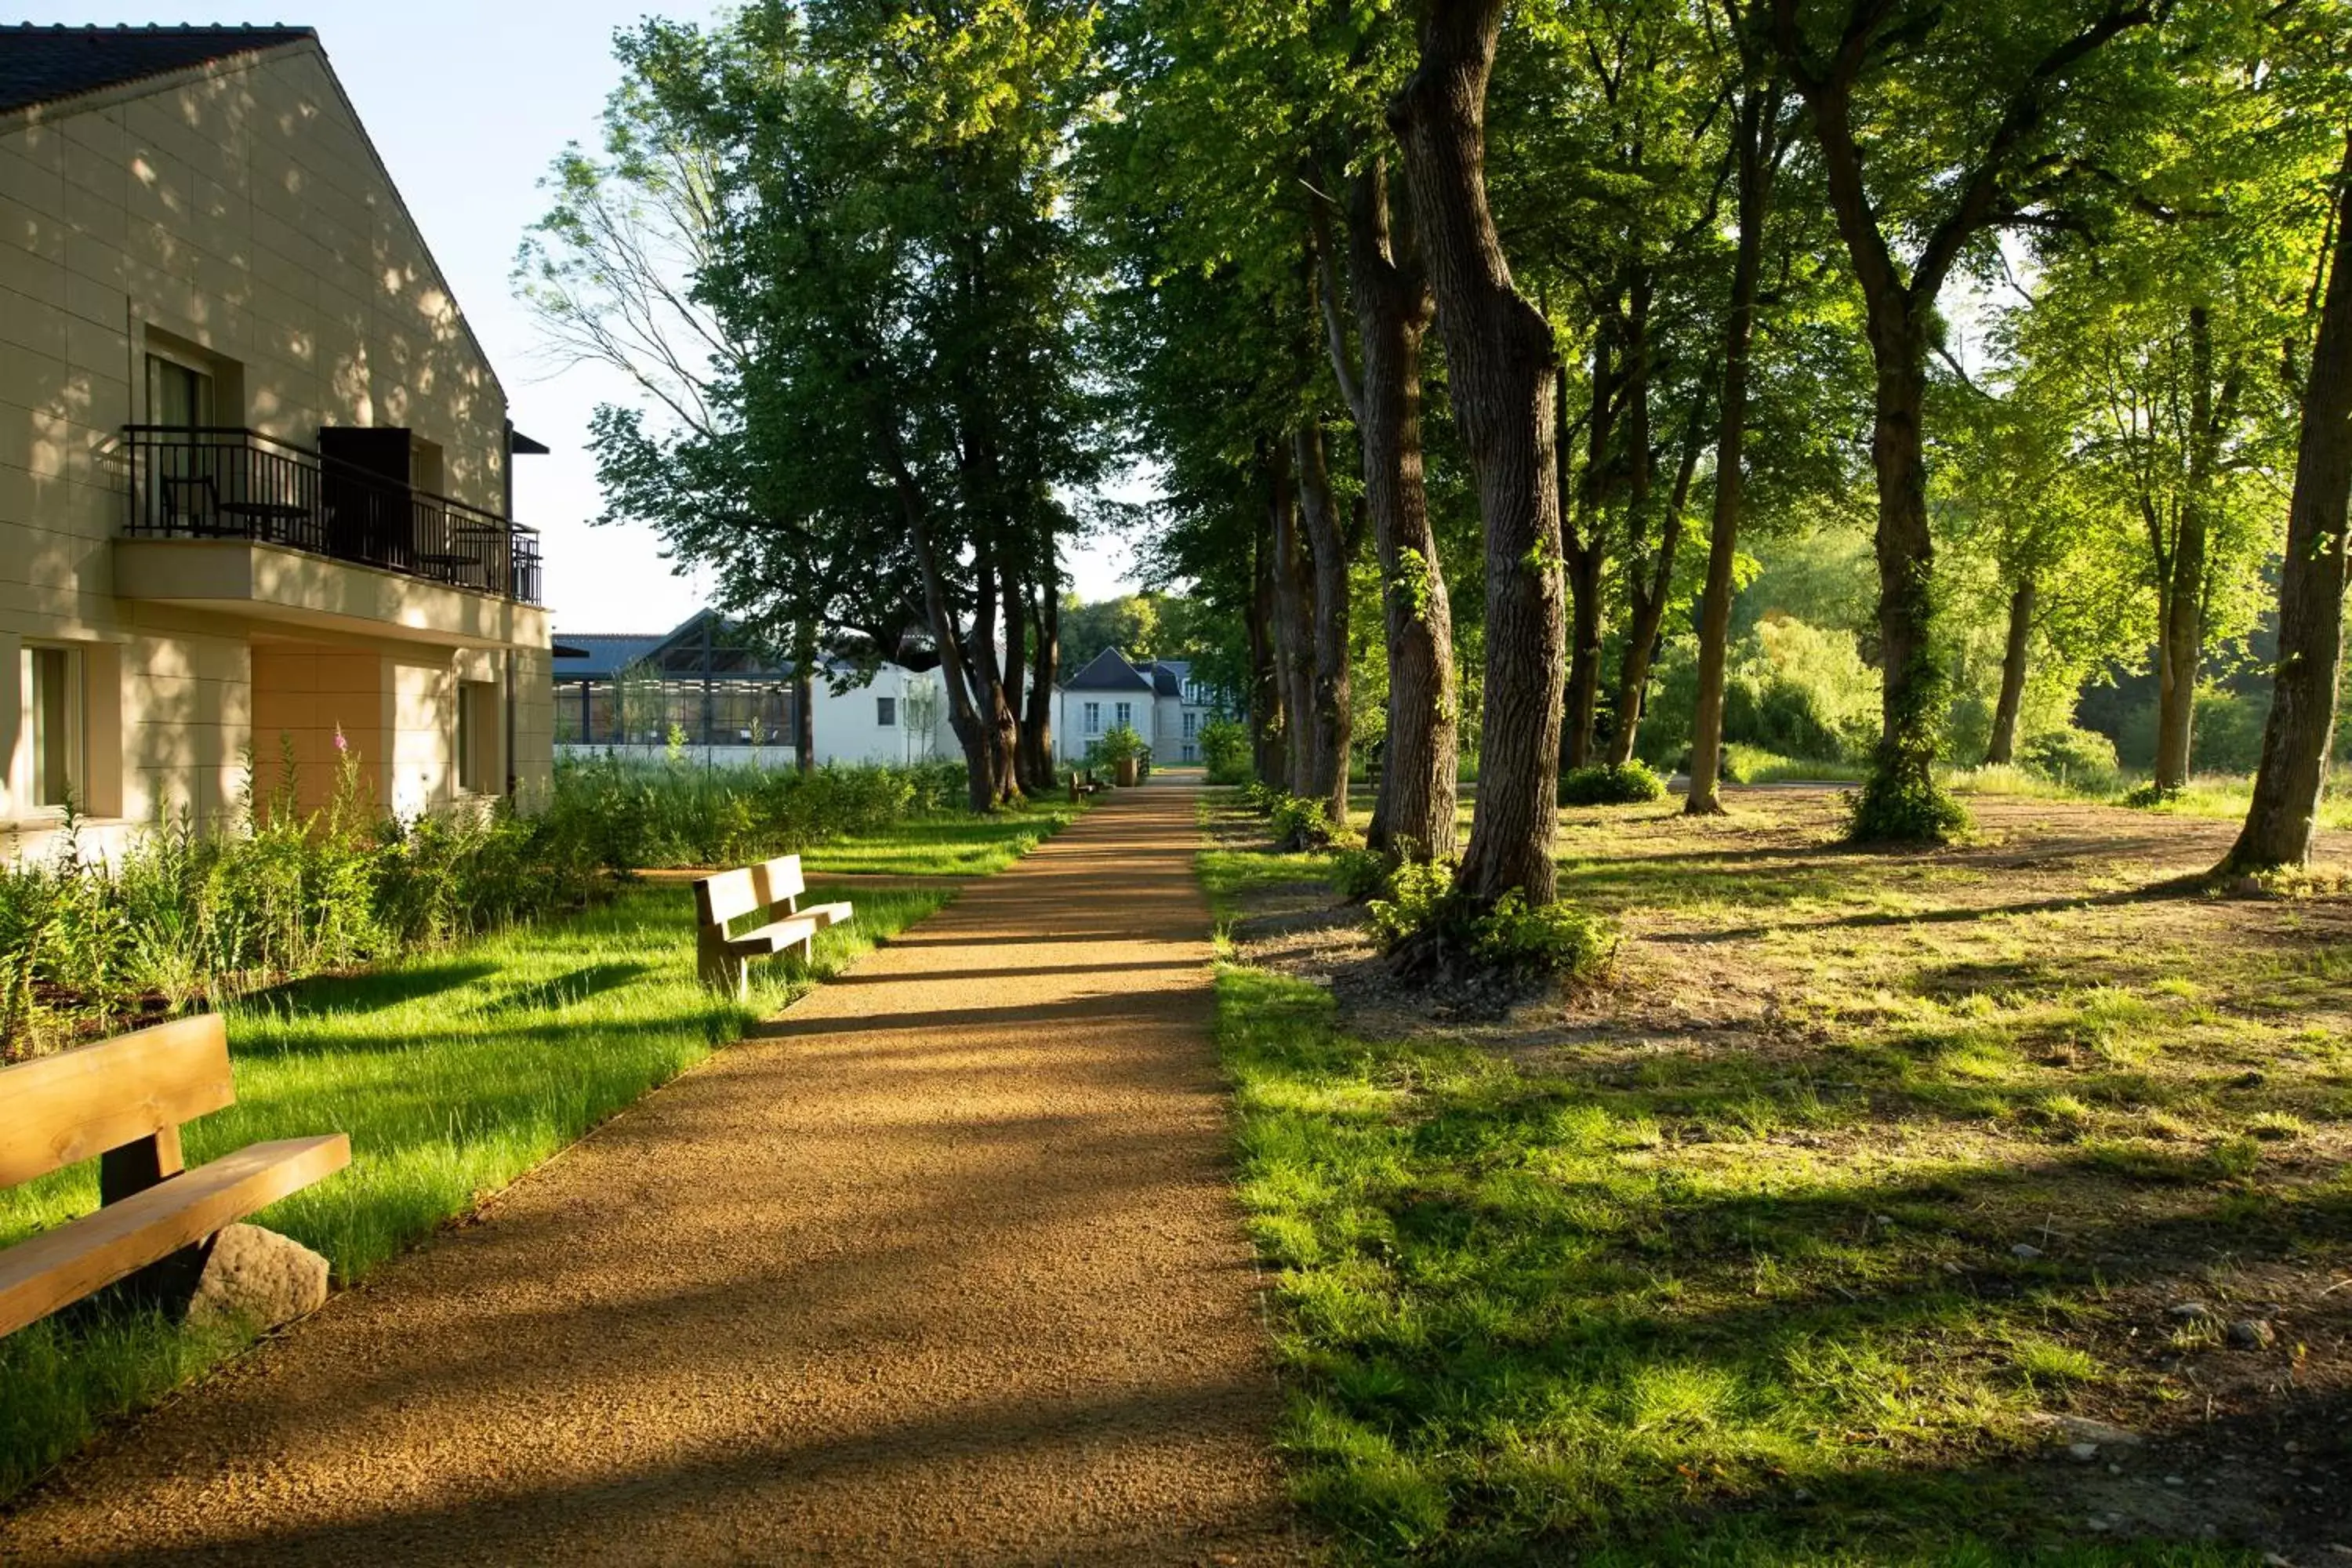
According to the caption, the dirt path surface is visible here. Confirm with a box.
[2,788,1301,1566]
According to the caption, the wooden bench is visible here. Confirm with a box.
[1068,768,1107,800]
[0,1014,350,1339]
[693,854,855,1000]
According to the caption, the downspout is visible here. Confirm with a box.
[502,418,517,799]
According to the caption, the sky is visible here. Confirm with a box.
[16,1,1147,633]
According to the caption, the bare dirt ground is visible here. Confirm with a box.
[1,788,1301,1566]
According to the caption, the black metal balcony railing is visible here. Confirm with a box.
[122,426,543,605]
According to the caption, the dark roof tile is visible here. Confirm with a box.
[1,24,315,116]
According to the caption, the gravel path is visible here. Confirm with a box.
[1,787,1301,1566]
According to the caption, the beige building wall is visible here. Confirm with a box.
[0,38,553,858]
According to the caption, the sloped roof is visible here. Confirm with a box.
[1145,661,1184,699]
[1,24,315,116]
[549,633,670,682]
[1062,646,1156,693]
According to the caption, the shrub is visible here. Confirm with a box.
[2020,727,2122,793]
[1198,717,1253,784]
[1558,760,1667,806]
[1846,768,1970,845]
[539,755,940,870]
[1238,780,1282,815]
[0,751,604,1063]
[1270,793,1345,852]
[1087,724,1149,771]
[1330,847,1399,902]
[1368,860,1617,987]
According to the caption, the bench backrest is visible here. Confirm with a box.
[694,867,765,930]
[0,1014,233,1189]
[751,855,804,911]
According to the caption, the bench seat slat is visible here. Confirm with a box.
[0,1134,350,1338]
[724,916,819,956]
[802,902,855,929]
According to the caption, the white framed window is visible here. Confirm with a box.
[20,644,83,811]
[1115,701,1132,729]
[876,695,897,728]
[1182,711,1197,739]
[1083,701,1101,735]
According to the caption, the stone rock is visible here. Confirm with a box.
[2068,1442,2101,1463]
[2169,1301,2215,1322]
[2013,1243,2045,1261]
[2227,1318,2276,1350]
[186,1224,329,1331]
[2054,1414,2145,1448]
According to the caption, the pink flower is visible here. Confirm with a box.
[333,725,349,753]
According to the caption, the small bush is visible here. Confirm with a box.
[1558,760,1667,806]
[1330,848,1399,903]
[1846,768,1969,845]
[1238,781,1282,815]
[1368,860,1617,987]
[1087,724,1149,771]
[1270,794,1344,852]
[2020,727,2122,793]
[1198,717,1253,784]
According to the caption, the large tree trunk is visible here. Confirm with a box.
[1272,434,1316,795]
[1295,419,1354,822]
[1686,83,1779,817]
[1985,577,2034,767]
[1001,558,1028,788]
[2154,307,2227,794]
[791,619,819,777]
[1857,336,1945,827]
[1343,162,1457,862]
[1392,0,1566,907]
[1248,523,1285,788]
[2227,142,2352,873]
[887,454,996,811]
[1022,568,1058,786]
[1561,350,1615,771]
[967,545,1022,804]
[1606,401,1704,766]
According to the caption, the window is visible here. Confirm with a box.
[22,645,82,810]
[1083,701,1101,735]
[876,695,897,728]
[1115,701,1132,729]
[145,353,213,427]
[1182,711,1197,739]
[456,680,499,793]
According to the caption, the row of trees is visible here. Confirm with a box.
[1108,0,2350,906]
[528,0,2352,937]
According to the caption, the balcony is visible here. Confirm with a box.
[121,426,542,604]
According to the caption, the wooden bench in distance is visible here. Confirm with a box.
[693,853,855,1000]
[0,1014,350,1340]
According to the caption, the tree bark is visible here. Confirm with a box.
[2227,141,2352,873]
[1022,568,1058,787]
[1606,398,1704,766]
[1986,577,2035,767]
[2154,307,2228,793]
[1562,350,1616,771]
[1001,558,1029,790]
[1392,0,1566,906]
[1272,433,1316,795]
[1294,418,1354,822]
[1340,160,1457,862]
[1248,515,1285,787]
[792,619,819,777]
[1686,81,1779,817]
[967,543,1021,804]
[884,438,996,811]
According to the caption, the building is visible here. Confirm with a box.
[551,612,953,768]
[1054,647,1228,766]
[1,25,554,858]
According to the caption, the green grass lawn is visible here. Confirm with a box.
[1203,791,2349,1565]
[0,804,1075,1502]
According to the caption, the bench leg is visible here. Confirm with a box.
[94,1127,214,1313]
[697,931,750,1001]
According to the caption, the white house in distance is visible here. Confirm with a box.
[550,611,953,768]
[1054,647,1227,766]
